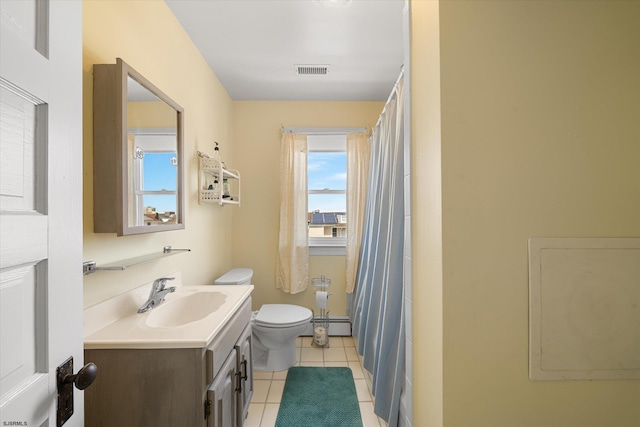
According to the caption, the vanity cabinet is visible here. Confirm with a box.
[85,297,253,427]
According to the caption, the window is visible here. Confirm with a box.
[307,134,347,254]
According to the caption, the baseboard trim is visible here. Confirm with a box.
[301,315,352,336]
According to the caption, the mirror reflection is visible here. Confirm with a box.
[126,76,179,228]
[92,58,184,236]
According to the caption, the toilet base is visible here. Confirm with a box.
[252,334,297,372]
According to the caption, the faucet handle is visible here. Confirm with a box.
[154,277,175,290]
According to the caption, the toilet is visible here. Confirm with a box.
[214,268,312,372]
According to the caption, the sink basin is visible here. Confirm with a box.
[146,291,227,328]
[84,279,253,349]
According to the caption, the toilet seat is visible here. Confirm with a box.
[253,304,312,328]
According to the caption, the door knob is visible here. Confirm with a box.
[57,357,98,426]
[63,362,98,390]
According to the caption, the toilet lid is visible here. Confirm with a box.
[254,304,312,327]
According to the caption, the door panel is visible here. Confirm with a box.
[207,349,237,427]
[0,0,39,49]
[0,0,49,101]
[0,86,41,210]
[0,0,82,425]
[0,264,45,393]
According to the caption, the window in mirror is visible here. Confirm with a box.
[130,131,178,227]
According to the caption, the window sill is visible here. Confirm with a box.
[309,246,346,256]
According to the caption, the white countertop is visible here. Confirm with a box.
[84,273,253,350]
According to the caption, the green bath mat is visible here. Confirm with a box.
[275,367,363,427]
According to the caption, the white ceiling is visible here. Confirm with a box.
[165,0,405,102]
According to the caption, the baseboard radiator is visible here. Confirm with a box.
[301,315,352,336]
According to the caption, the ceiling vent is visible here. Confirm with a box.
[295,64,330,75]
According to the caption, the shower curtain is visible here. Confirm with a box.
[346,132,370,294]
[351,74,405,426]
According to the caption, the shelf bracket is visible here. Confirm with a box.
[83,261,97,275]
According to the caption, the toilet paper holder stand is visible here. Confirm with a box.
[312,276,331,347]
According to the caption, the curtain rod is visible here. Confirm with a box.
[282,126,367,135]
[373,69,405,130]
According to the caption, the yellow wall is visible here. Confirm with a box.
[411,1,443,425]
[231,101,383,314]
[83,0,234,306]
[412,1,640,426]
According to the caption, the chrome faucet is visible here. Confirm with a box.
[137,277,176,313]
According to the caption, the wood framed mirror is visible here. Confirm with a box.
[93,58,184,236]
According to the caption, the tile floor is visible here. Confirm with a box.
[244,336,388,427]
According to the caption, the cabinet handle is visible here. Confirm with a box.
[241,359,248,381]
[235,371,242,393]
[204,399,212,419]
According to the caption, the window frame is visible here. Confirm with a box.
[307,135,347,256]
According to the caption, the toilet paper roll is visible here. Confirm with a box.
[314,327,327,345]
[315,291,329,309]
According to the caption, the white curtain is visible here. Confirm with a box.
[345,132,370,294]
[275,133,309,294]
[352,74,404,426]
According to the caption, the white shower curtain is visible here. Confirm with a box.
[275,133,309,294]
[346,132,370,294]
[351,74,405,426]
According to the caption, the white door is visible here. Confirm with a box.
[0,0,83,425]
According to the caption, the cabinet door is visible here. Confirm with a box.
[207,349,237,427]
[235,325,253,424]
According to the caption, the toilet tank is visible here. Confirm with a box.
[214,268,253,285]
